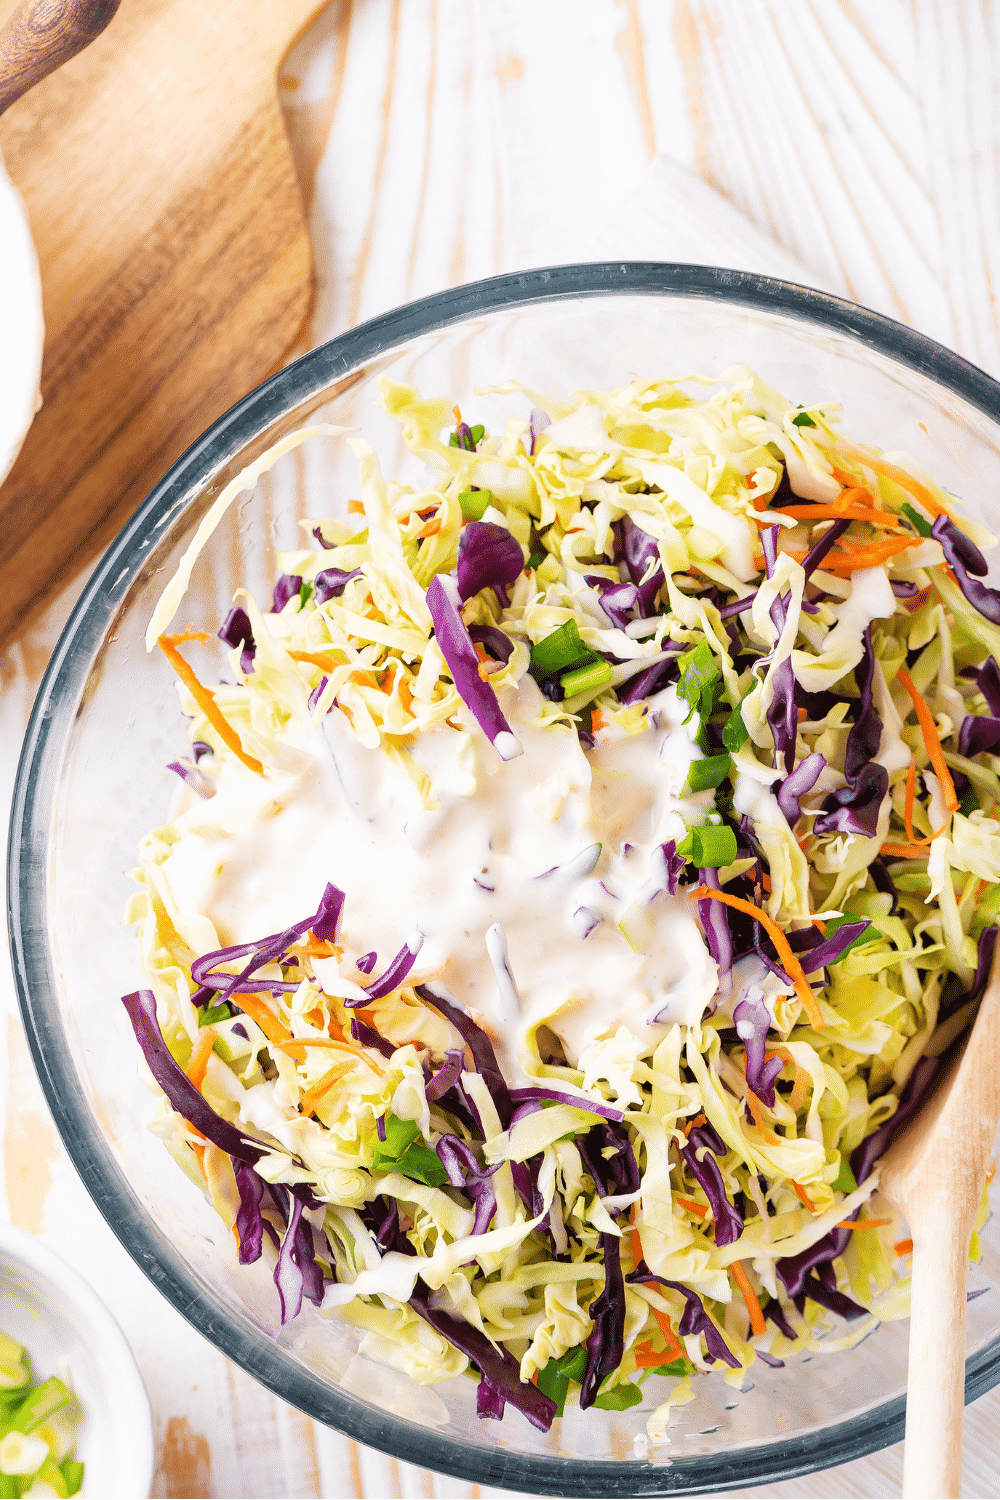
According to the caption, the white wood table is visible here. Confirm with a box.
[3,2,1000,1495]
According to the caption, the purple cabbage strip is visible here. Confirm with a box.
[234,1160,266,1265]
[345,934,422,1005]
[585,573,639,630]
[312,883,345,944]
[528,407,550,455]
[890,579,919,598]
[978,659,1000,716]
[931,514,1000,627]
[312,524,335,550]
[274,1192,308,1324]
[477,1377,506,1421]
[764,1299,798,1341]
[416,984,513,1128]
[192,741,213,762]
[191,886,341,1001]
[356,951,377,975]
[776,751,826,827]
[622,518,664,614]
[579,1233,626,1409]
[467,624,514,665]
[122,991,266,1166]
[452,422,477,452]
[577,1122,641,1198]
[425,574,521,760]
[697,867,733,980]
[802,518,849,579]
[793,1266,867,1322]
[626,1266,741,1369]
[410,1282,557,1432]
[762,525,780,578]
[436,1134,499,1235]
[798,920,871,973]
[349,1017,396,1061]
[307,676,329,714]
[970,925,998,1005]
[616,650,683,705]
[272,574,303,613]
[681,1125,743,1247]
[756,1349,785,1368]
[718,593,757,620]
[314,566,363,604]
[457,521,525,605]
[959,714,1000,758]
[868,856,900,914]
[850,1053,942,1187]
[509,1086,624,1123]
[656,839,686,897]
[218,606,256,675]
[425,1048,466,1102]
[814,626,888,839]
[733,992,783,1108]
[167,760,214,799]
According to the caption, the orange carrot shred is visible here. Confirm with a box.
[897,669,959,812]
[185,1029,216,1092]
[835,1218,892,1230]
[288,648,347,672]
[419,518,442,539]
[840,450,949,519]
[792,1181,816,1212]
[274,1035,384,1077]
[745,1091,782,1145]
[299,1060,354,1118]
[690,888,824,1029]
[650,1306,687,1362]
[771,503,901,528]
[348,500,365,514]
[894,1238,914,1257]
[233,993,291,1046]
[159,635,264,775]
[675,1195,710,1219]
[731,1260,766,1337]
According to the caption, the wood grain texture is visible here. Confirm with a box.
[3,2,1000,1497]
[0,0,121,114]
[0,0,328,648]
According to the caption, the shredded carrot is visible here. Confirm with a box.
[293,935,343,960]
[897,669,959,812]
[159,636,264,775]
[353,670,380,691]
[274,1035,385,1076]
[789,1068,810,1114]
[682,1112,707,1137]
[191,1141,206,1175]
[745,1091,782,1145]
[904,758,917,844]
[591,709,606,732]
[760,872,772,893]
[452,405,463,423]
[299,1060,354,1117]
[347,499,365,514]
[894,1238,914,1257]
[185,1029,216,1091]
[792,1181,816,1212]
[675,1195,710,1219]
[650,1306,687,1362]
[840,449,949,519]
[288,648,347,672]
[730,1260,766,1336]
[398,676,413,715]
[772,503,902,528]
[233,993,291,1046]
[633,1341,679,1369]
[690,888,824,1029]
[835,1218,892,1230]
[419,518,442,538]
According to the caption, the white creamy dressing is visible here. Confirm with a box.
[158,678,722,1069]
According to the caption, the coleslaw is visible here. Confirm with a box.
[124,366,998,1435]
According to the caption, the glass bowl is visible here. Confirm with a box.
[9,264,1000,1496]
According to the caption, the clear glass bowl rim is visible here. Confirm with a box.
[9,262,1000,1496]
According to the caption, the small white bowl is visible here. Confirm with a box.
[0,150,43,485]
[0,1223,153,1499]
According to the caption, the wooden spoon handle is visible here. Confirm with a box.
[0,0,121,115]
[902,1207,969,1498]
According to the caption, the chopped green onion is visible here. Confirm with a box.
[832,1153,859,1194]
[722,696,751,752]
[529,621,597,680]
[459,488,492,522]
[792,408,816,427]
[823,913,876,960]
[298,581,313,608]
[959,783,980,818]
[59,1460,85,1498]
[677,640,720,725]
[649,1355,694,1378]
[536,1346,587,1418]
[198,1001,231,1026]
[901,502,933,537]
[8,1376,70,1435]
[526,550,547,570]
[593,1380,643,1411]
[686,754,731,793]
[677,824,738,867]
[370,1114,447,1187]
[561,660,613,699]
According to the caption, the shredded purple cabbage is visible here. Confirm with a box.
[312,883,345,943]
[272,574,303,613]
[437,1134,499,1235]
[890,579,919,598]
[585,574,639,629]
[681,1124,744,1246]
[959,714,1000,758]
[167,760,214,799]
[234,1160,266,1264]
[762,525,780,578]
[718,594,757,620]
[850,1053,941,1185]
[218,606,256,674]
[457,521,525,605]
[626,1265,740,1368]
[733,992,783,1107]
[425,575,521,760]
[577,1121,641,1198]
[814,627,888,839]
[756,1349,785,1368]
[621,518,664,614]
[476,1377,506,1421]
[868,856,900,914]
[356,951,377,974]
[509,1086,624,1123]
[425,1048,465,1102]
[312,524,335,550]
[410,1282,556,1431]
[697,867,733,979]
[307,675,329,714]
[656,839,686,896]
[978,658,1000,716]
[191,887,337,1000]
[467,624,513,664]
[802,518,849,579]
[616,649,682,705]
[272,1188,324,1324]
[798,919,871,973]
[314,566,363,603]
[343,934,422,1006]
[349,1017,396,1060]
[777,751,825,827]
[931,514,1000,626]
[416,984,513,1128]
[580,1233,626,1409]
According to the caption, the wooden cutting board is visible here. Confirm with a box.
[0,0,329,647]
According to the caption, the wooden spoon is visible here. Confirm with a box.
[0,0,121,115]
[879,946,1000,1499]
